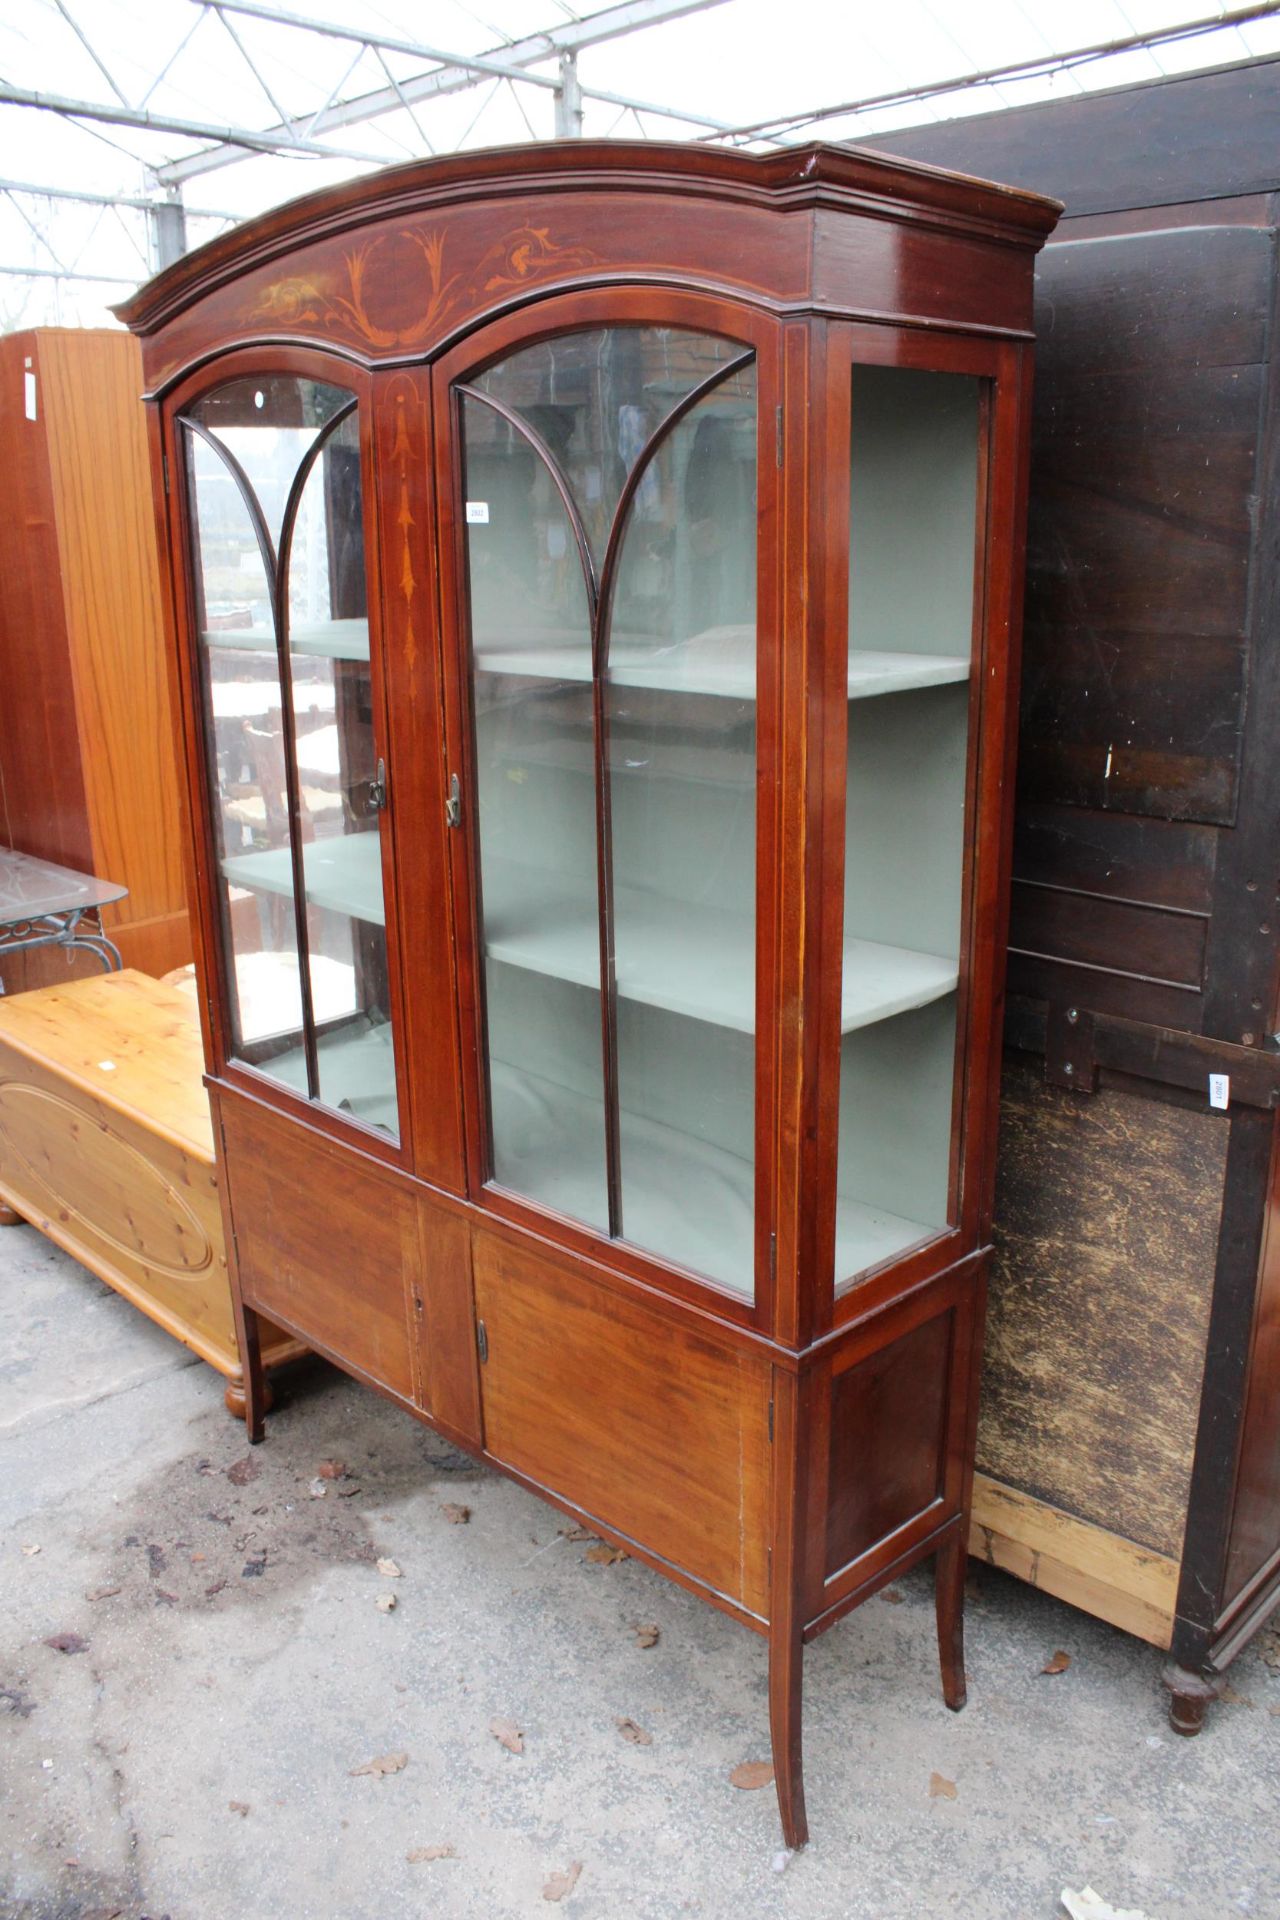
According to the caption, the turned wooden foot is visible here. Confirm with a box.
[0,1199,22,1226]
[768,1619,808,1851]
[224,1370,274,1423]
[1163,1662,1219,1736]
[935,1530,968,1712]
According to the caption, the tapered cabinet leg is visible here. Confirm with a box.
[769,1619,808,1851]
[0,1199,21,1226]
[232,1301,268,1445]
[935,1530,968,1711]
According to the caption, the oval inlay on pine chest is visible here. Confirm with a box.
[0,1081,215,1279]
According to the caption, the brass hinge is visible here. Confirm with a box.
[445,771,462,828]
[476,1318,488,1364]
[769,1230,777,1287]
[775,404,783,469]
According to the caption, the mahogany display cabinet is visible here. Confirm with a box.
[870,55,1280,1731]
[119,141,1058,1844]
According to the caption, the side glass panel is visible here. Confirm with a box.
[183,377,399,1141]
[835,364,981,1287]
[459,327,758,1298]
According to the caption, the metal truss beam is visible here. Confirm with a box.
[0,178,235,220]
[0,82,391,166]
[702,0,1280,143]
[156,0,732,185]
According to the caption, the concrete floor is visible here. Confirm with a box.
[2,1224,1278,1920]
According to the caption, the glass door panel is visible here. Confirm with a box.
[462,390,608,1229]
[182,375,399,1141]
[606,365,757,1290]
[458,326,758,1297]
[185,426,306,1076]
[835,363,982,1287]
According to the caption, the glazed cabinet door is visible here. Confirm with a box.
[174,367,408,1156]
[438,302,780,1319]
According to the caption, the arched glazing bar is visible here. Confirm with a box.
[180,395,359,1106]
[459,341,757,1252]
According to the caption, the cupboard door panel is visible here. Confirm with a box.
[220,1091,416,1400]
[473,1231,771,1613]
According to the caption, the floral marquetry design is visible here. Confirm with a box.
[251,222,601,353]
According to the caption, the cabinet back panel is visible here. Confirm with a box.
[982,1057,1226,1561]
[845,684,968,961]
[837,993,957,1234]
[219,1092,416,1401]
[825,1309,952,1578]
[473,1231,771,1612]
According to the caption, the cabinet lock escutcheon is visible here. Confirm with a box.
[477,1318,489,1364]
[365,757,388,813]
[446,772,462,828]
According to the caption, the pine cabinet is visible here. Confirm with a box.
[120,142,1058,1845]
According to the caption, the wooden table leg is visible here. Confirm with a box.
[935,1529,969,1711]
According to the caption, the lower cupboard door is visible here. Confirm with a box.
[472,1232,772,1617]
[218,1092,418,1403]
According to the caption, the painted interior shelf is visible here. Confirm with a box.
[268,1019,397,1133]
[484,858,956,1034]
[474,625,968,700]
[204,616,370,661]
[222,832,384,925]
[489,1059,935,1297]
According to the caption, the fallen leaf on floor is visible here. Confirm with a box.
[1061,1888,1151,1920]
[543,1862,582,1902]
[585,1545,627,1566]
[0,1686,36,1717]
[634,1624,660,1649]
[308,1478,327,1499]
[729,1761,774,1790]
[928,1772,957,1800]
[442,1504,471,1525]
[337,1485,362,1499]
[881,1586,904,1605]
[205,1580,227,1599]
[376,1593,397,1613]
[1220,1682,1254,1707]
[20,1544,40,1556]
[407,1844,456,1862]
[317,1458,347,1480]
[490,1716,524,1755]
[228,1801,250,1817]
[154,1589,179,1607]
[349,1751,409,1778]
[559,1524,595,1542]
[241,1553,267,1579]
[190,1553,205,1564]
[1041,1650,1072,1676]
[44,1633,88,1655]
[616,1717,652,1746]
[226,1458,259,1487]
[376,1558,403,1578]
[85,1587,121,1603]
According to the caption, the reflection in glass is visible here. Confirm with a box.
[183,378,398,1139]
[461,328,758,1295]
[835,365,981,1286]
